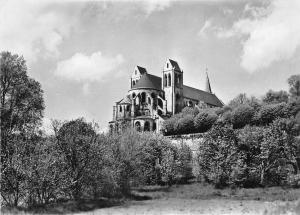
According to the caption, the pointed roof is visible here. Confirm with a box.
[183,85,223,107]
[117,95,132,104]
[205,72,212,93]
[136,66,147,74]
[168,59,181,71]
[131,73,162,90]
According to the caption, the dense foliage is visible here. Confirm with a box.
[197,118,300,188]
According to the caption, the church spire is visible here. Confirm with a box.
[205,68,212,93]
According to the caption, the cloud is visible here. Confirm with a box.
[140,0,171,15]
[0,0,81,63]
[54,51,125,83]
[219,0,300,72]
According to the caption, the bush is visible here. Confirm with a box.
[197,123,239,188]
[231,105,254,129]
[194,111,218,133]
[175,114,195,134]
[254,103,289,125]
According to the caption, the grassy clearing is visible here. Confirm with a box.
[132,182,300,201]
[2,183,300,214]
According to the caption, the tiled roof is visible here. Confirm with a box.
[136,66,147,74]
[169,59,181,70]
[132,74,162,90]
[183,85,223,107]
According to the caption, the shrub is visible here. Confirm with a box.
[194,111,218,133]
[254,103,289,125]
[259,118,299,186]
[231,105,255,129]
[197,123,239,188]
[175,114,195,134]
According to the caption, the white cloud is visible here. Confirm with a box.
[219,0,300,72]
[140,0,171,15]
[54,51,125,83]
[0,0,81,63]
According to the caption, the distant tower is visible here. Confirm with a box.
[205,68,212,93]
[162,59,184,114]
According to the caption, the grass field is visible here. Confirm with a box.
[2,183,300,215]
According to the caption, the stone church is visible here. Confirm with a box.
[109,59,223,133]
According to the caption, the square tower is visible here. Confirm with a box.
[162,59,184,114]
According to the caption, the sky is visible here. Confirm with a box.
[1,0,300,132]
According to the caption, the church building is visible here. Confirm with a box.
[109,59,223,133]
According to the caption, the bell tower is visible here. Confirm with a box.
[162,59,184,114]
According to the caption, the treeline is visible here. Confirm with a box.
[197,119,300,188]
[1,119,193,207]
[162,78,300,135]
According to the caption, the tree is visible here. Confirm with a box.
[288,75,300,98]
[0,52,44,206]
[175,114,195,134]
[228,93,260,109]
[197,123,239,187]
[55,118,97,200]
[194,111,218,133]
[231,104,254,129]
[263,90,289,104]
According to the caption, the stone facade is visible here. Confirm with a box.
[109,59,223,133]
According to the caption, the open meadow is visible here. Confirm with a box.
[3,183,300,215]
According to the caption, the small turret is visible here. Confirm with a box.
[205,68,212,93]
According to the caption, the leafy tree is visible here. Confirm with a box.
[0,52,44,206]
[175,114,195,134]
[288,75,300,98]
[194,111,218,133]
[259,118,299,185]
[55,118,97,200]
[197,123,239,188]
[254,102,290,125]
[263,90,289,104]
[228,93,260,109]
[231,104,255,129]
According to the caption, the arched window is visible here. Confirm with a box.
[164,74,167,87]
[141,92,146,103]
[158,98,163,108]
[144,121,150,132]
[135,121,141,131]
[153,122,157,131]
[119,106,122,112]
[126,105,130,111]
[168,73,171,87]
[132,93,136,99]
[132,80,136,86]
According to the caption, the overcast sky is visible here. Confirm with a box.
[1,0,300,132]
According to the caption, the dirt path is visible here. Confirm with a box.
[78,198,294,215]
